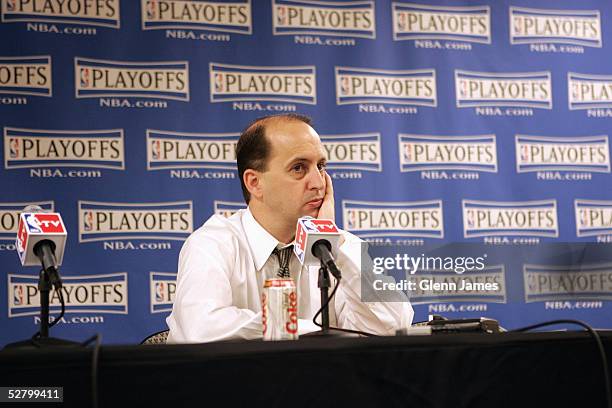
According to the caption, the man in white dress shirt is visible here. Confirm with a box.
[166,114,413,343]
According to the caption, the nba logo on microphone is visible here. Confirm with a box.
[25,214,42,233]
[16,212,67,266]
[294,218,339,264]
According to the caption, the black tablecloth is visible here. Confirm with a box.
[1,331,611,408]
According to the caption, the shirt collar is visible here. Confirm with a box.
[243,207,289,271]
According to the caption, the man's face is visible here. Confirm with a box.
[258,120,328,225]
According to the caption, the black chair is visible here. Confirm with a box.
[141,329,169,345]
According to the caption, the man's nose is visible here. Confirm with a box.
[307,166,325,190]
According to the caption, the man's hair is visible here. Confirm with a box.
[236,113,312,203]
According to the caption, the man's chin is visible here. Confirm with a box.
[301,208,320,218]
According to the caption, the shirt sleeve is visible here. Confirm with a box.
[332,234,414,336]
[166,232,262,343]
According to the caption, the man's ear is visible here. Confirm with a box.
[243,169,263,200]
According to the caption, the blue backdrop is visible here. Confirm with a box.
[2,0,612,346]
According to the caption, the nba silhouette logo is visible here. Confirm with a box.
[214,73,223,92]
[155,282,165,302]
[152,140,161,160]
[571,83,579,99]
[302,218,319,232]
[7,0,15,11]
[147,0,157,19]
[467,210,475,228]
[521,145,529,162]
[340,77,349,95]
[398,12,406,31]
[459,80,467,97]
[404,144,412,162]
[9,138,19,158]
[514,19,522,35]
[580,209,588,227]
[13,285,24,306]
[80,68,90,88]
[347,210,356,229]
[277,6,287,25]
[83,211,94,231]
[25,214,42,233]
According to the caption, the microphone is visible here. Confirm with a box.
[16,205,67,290]
[294,217,342,280]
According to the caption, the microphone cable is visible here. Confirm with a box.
[512,319,611,408]
[312,278,377,337]
[31,272,67,344]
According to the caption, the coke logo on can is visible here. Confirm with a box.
[261,278,298,341]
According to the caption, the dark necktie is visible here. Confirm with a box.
[273,245,293,278]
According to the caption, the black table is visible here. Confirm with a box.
[1,332,611,408]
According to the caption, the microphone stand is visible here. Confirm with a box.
[4,268,79,348]
[301,261,352,338]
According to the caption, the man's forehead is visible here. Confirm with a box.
[266,120,324,157]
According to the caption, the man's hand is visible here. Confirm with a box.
[317,172,345,247]
[317,172,335,222]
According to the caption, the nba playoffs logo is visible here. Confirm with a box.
[8,272,128,317]
[410,265,507,304]
[272,0,375,39]
[342,200,443,239]
[0,56,52,97]
[1,0,120,28]
[150,272,176,313]
[321,133,382,172]
[392,2,491,43]
[4,127,125,170]
[575,199,612,237]
[335,66,436,106]
[146,130,238,171]
[456,70,552,109]
[399,134,497,173]
[463,199,558,238]
[515,135,610,173]
[209,62,316,104]
[141,0,252,34]
[78,201,193,243]
[524,263,612,303]
[75,57,190,101]
[510,7,601,47]
[568,72,612,110]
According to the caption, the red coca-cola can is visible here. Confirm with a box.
[261,278,298,341]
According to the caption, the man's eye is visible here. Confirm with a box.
[292,164,304,172]
[318,162,327,171]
